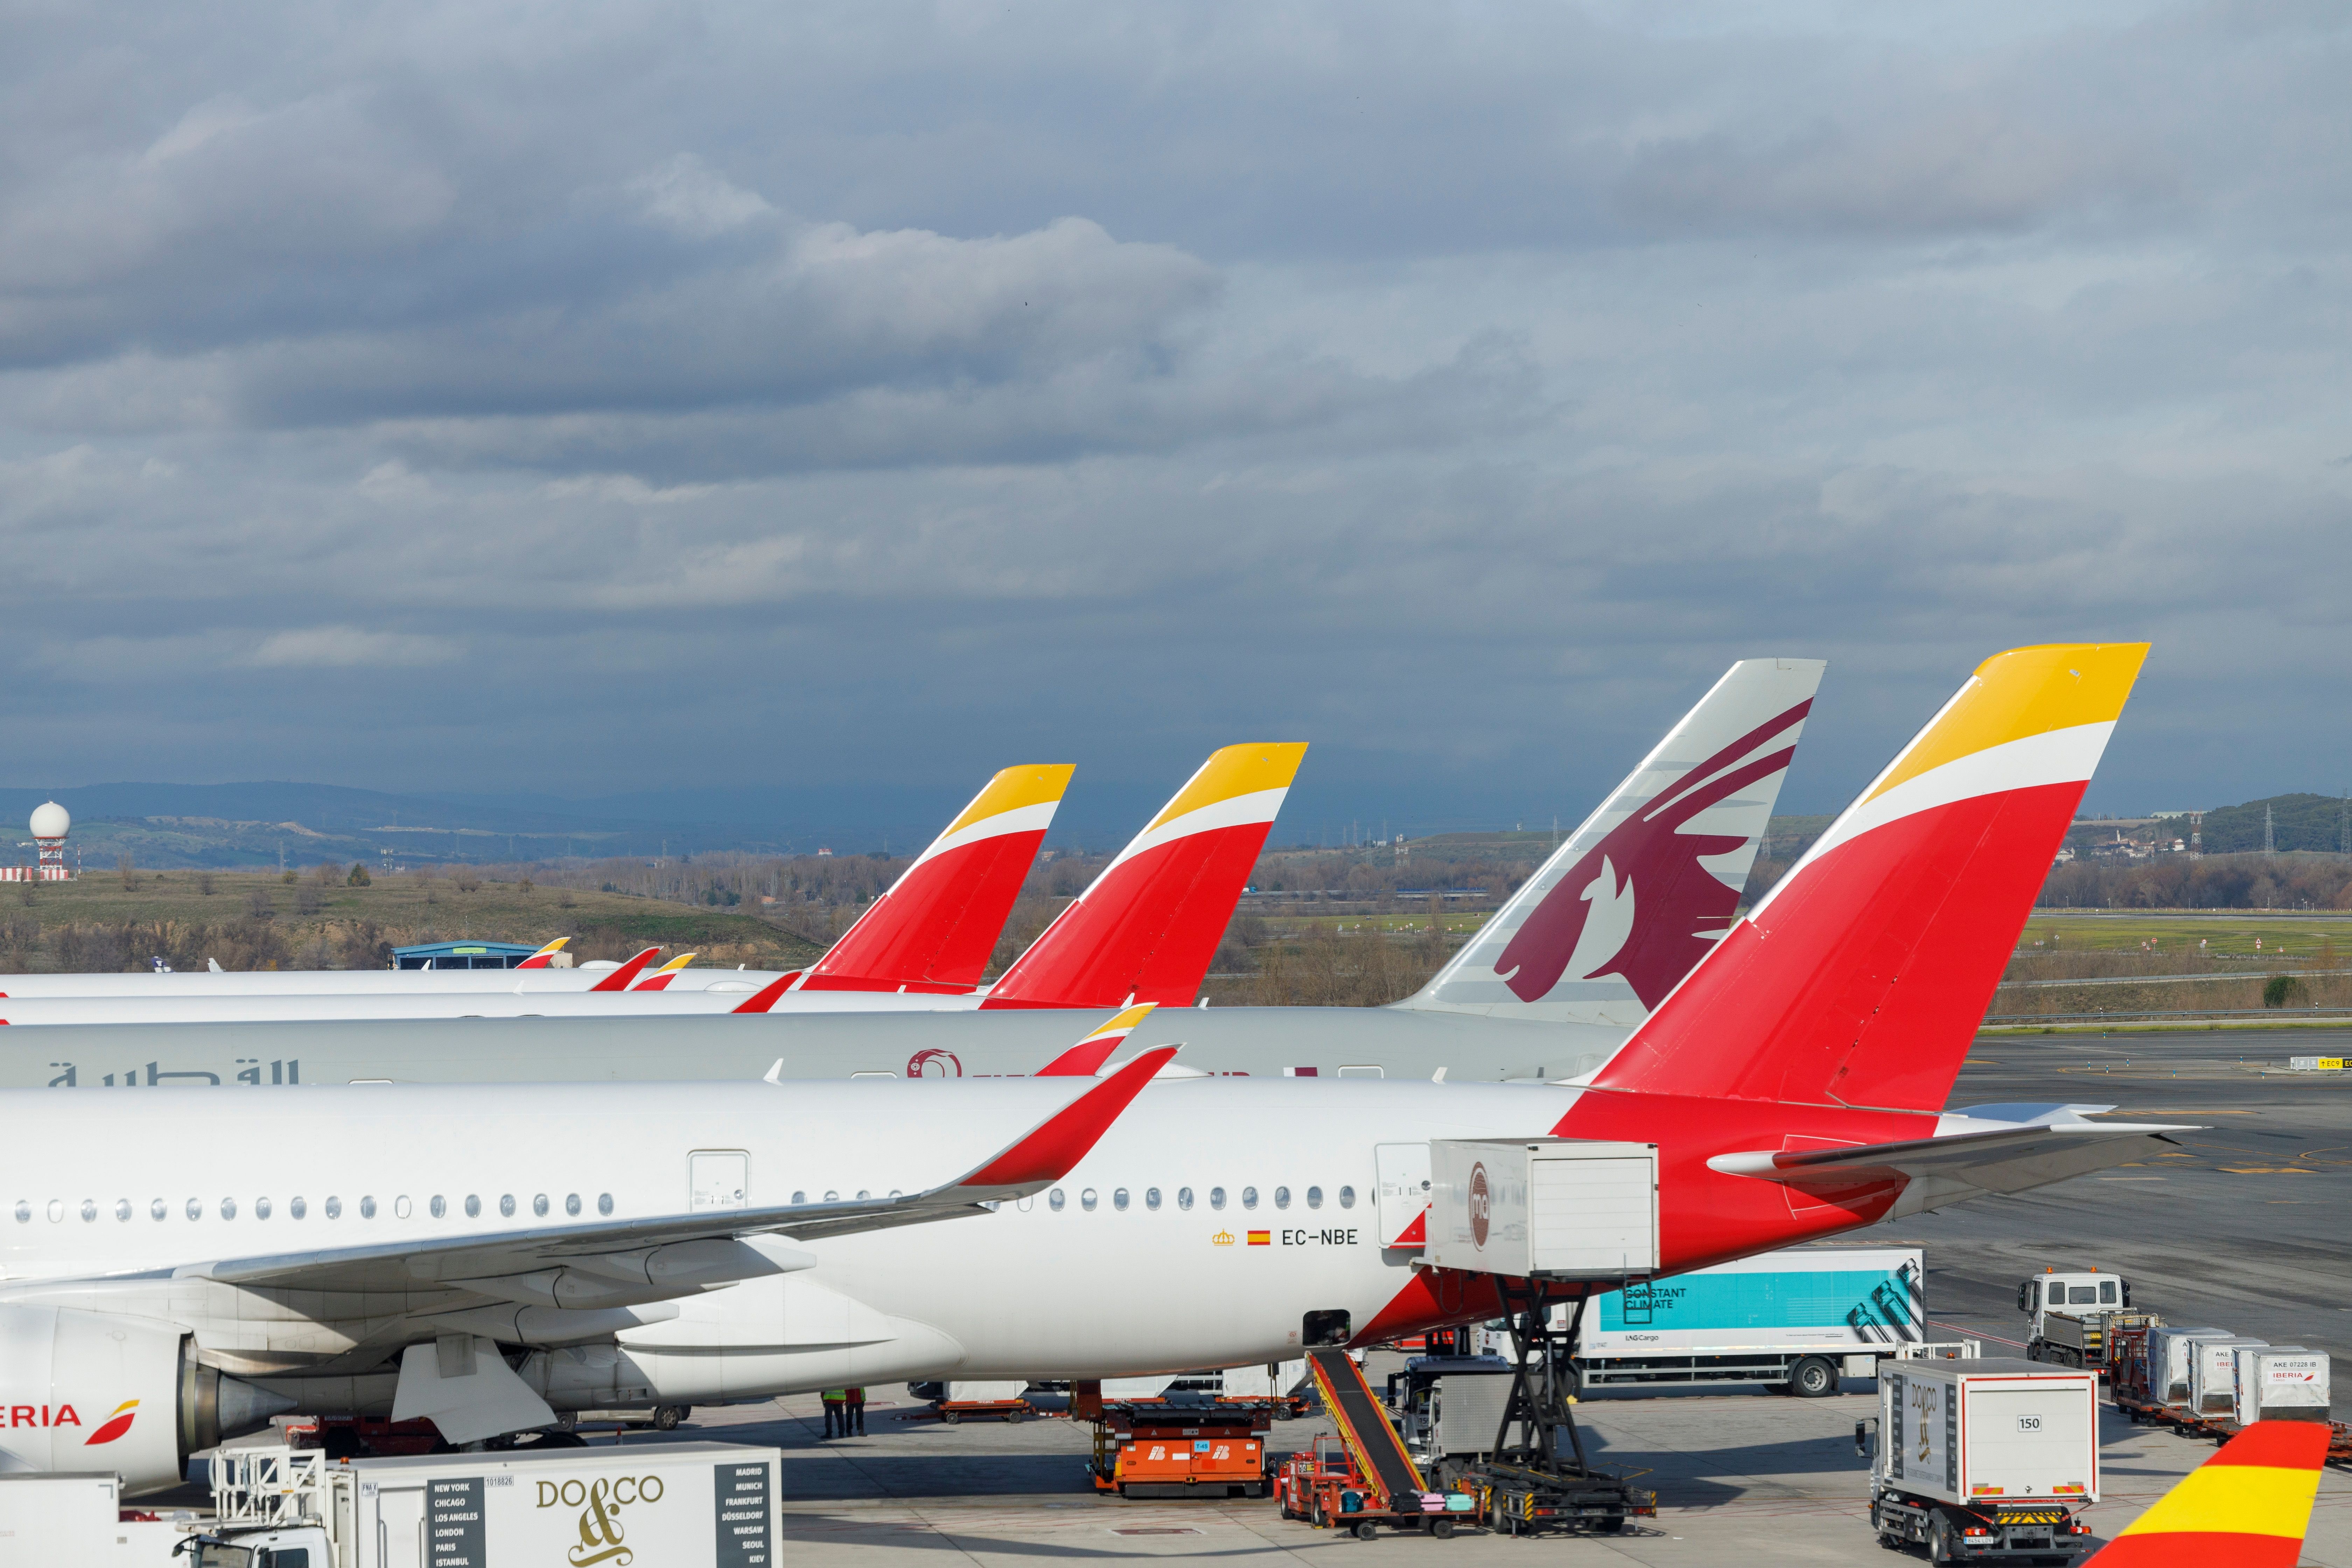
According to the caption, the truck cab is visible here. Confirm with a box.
[2018,1271,2129,1344]
[180,1527,331,1567]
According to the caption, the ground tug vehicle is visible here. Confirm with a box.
[1857,1358,2099,1561]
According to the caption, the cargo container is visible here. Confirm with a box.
[1568,1246,1927,1397]
[1861,1359,2099,1562]
[152,1441,779,1568]
[0,1472,196,1564]
[1425,1139,1658,1281]
[2232,1345,2331,1426]
[2144,1326,2231,1407]
[2190,1337,2268,1420]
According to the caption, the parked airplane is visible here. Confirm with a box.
[0,765,1076,1003]
[0,644,2174,1494]
[9,661,1822,1085]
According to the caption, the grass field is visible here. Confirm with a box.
[2018,912,2352,958]
[0,868,821,972]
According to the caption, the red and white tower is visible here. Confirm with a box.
[12,801,72,881]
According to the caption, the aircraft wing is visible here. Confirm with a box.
[1707,1118,2198,1217]
[171,1047,1177,1300]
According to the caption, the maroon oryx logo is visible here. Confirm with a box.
[1468,1163,1491,1249]
[1493,699,1809,1009]
[906,1048,963,1079]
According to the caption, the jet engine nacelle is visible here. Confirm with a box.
[0,1305,292,1495]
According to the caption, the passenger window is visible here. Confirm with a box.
[358,1196,376,1219]
[1049,1188,1066,1211]
[325,1196,342,1219]
[1306,1186,1323,1210]
[1273,1186,1291,1210]
[1080,1188,1099,1211]
[2100,1281,2118,1304]
[254,1197,271,1221]
[1241,1186,1259,1210]
[1113,1189,1130,1211]
[1144,1188,1161,1210]
[500,1194,516,1218]
[289,1197,306,1220]
[1338,1186,1355,1209]
[464,1195,479,1218]
[1177,1187,1194,1211]
[1209,1187,1226,1210]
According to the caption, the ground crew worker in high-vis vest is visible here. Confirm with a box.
[821,1388,847,1438]
[845,1386,866,1436]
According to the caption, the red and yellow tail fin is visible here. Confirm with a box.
[2085,1420,2329,1567]
[984,743,1306,1009]
[1593,644,2147,1111]
[515,937,569,969]
[631,952,696,991]
[1035,1003,1158,1077]
[801,765,1074,993]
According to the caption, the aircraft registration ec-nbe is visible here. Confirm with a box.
[0,644,2185,1495]
[9,659,1826,1089]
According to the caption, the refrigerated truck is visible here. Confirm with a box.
[1861,1359,2100,1561]
[1570,1246,1926,1397]
[159,1441,780,1568]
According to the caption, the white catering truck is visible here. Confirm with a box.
[1859,1358,2100,1562]
[30,1442,782,1567]
[1572,1246,1932,1397]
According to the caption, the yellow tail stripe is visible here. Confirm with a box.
[944,765,1076,837]
[1147,744,1308,832]
[2114,1463,2322,1539]
[1865,643,2148,804]
[1079,1003,1157,1044]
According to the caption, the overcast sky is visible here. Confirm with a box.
[2,1,2346,839]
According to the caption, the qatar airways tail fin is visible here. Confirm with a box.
[2085,1419,2327,1567]
[1593,643,2147,1112]
[1397,658,1823,1027]
[983,744,1308,1008]
[798,765,1075,993]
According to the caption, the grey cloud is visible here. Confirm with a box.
[0,1,2346,830]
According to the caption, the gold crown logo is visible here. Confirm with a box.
[1211,1230,1235,1246]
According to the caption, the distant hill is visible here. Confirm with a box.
[2193,793,2352,855]
[0,782,977,870]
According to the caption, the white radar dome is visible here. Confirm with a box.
[29,802,70,839]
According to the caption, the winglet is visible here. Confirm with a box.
[1036,1003,1157,1077]
[2085,1419,2329,1566]
[763,1058,784,1084]
[632,953,698,992]
[516,937,571,970]
[589,947,663,992]
[732,972,802,1014]
[957,1046,1178,1190]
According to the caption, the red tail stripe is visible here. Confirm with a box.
[589,948,662,992]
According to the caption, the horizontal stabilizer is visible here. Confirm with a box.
[1707,1116,2194,1219]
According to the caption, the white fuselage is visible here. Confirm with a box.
[0,982,982,1026]
[0,1076,1572,1402]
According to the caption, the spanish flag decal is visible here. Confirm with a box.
[1247,1230,1271,1246]
[86,1399,138,1446]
